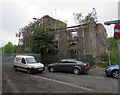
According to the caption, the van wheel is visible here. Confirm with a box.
[27,68,32,74]
[14,66,18,71]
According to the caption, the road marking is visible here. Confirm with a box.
[3,72,19,93]
[81,75,104,79]
[3,72,14,93]
[14,71,104,92]
[30,74,95,92]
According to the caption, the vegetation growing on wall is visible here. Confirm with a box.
[73,8,97,25]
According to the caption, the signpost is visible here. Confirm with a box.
[114,24,120,39]
[114,24,120,79]
[104,20,120,80]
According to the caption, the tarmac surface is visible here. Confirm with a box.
[2,61,119,94]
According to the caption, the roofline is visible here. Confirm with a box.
[67,24,87,29]
[41,15,67,25]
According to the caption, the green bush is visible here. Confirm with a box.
[101,53,109,61]
[94,37,118,68]
[110,49,118,65]
[100,50,118,66]
[96,62,109,68]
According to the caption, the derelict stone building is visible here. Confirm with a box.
[18,15,108,58]
[65,23,107,58]
[54,23,108,58]
[18,15,67,53]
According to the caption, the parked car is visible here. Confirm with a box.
[48,59,90,75]
[105,65,119,79]
[13,55,45,74]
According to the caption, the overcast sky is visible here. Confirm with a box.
[0,0,119,47]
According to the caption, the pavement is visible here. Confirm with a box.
[90,67,105,72]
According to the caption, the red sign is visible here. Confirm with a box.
[114,24,120,39]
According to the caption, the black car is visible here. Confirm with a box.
[48,59,90,75]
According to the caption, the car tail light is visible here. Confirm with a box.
[83,64,89,67]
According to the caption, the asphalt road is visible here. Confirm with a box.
[2,62,118,94]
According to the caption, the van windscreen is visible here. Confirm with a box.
[26,58,37,64]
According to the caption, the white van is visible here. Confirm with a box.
[13,55,44,74]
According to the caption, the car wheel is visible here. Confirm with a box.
[112,70,119,79]
[49,67,54,72]
[27,68,32,74]
[73,68,80,75]
[14,66,18,71]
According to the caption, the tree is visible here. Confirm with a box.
[14,45,18,53]
[107,37,118,65]
[73,13,83,25]
[0,47,2,52]
[101,37,118,65]
[108,37,117,49]
[73,8,97,25]
[30,27,55,55]
[4,42,14,54]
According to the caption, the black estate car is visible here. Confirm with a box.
[48,59,90,75]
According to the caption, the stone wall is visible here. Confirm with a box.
[58,23,108,58]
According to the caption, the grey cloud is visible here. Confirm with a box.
[2,2,26,33]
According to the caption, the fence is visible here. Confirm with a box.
[41,54,93,66]
[2,53,93,66]
[2,53,41,64]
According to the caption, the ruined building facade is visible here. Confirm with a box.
[56,23,108,58]
[18,15,108,58]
